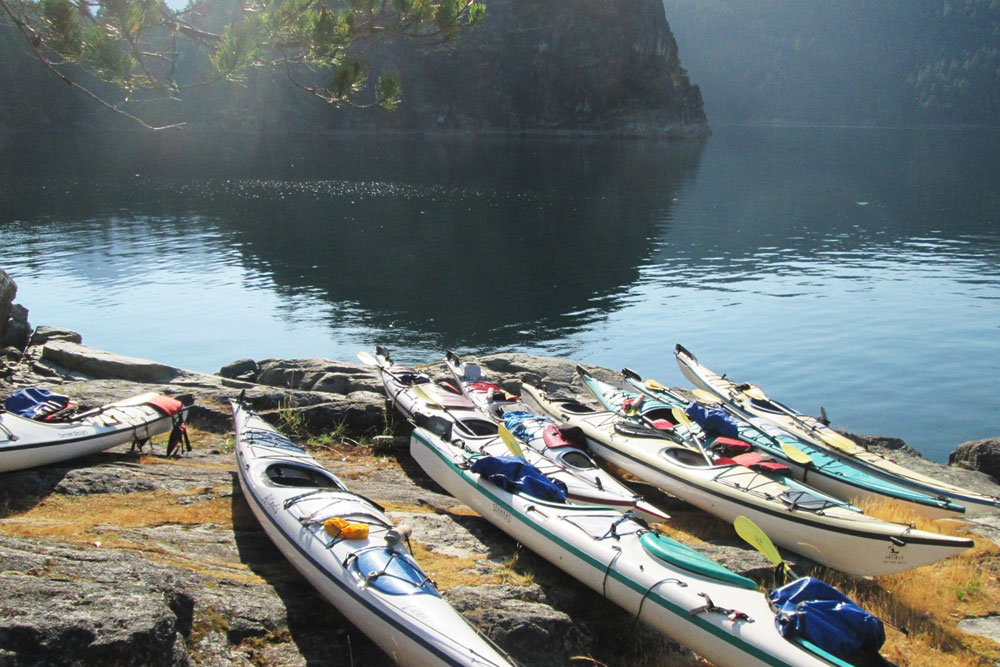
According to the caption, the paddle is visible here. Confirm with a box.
[737,380,859,454]
[411,385,478,438]
[670,407,714,465]
[497,424,526,459]
[691,388,723,405]
[356,350,381,368]
[686,387,815,466]
[779,441,814,465]
[734,515,797,581]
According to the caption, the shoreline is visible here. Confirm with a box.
[1,324,1000,664]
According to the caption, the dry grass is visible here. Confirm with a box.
[0,488,234,548]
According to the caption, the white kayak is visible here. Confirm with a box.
[675,344,1000,516]
[364,348,670,523]
[231,399,513,667]
[0,392,188,472]
[443,351,521,416]
[520,382,973,577]
[362,347,479,422]
[410,423,871,667]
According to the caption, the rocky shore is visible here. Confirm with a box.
[2,272,1000,666]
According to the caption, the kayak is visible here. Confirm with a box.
[410,424,870,667]
[363,349,671,523]
[604,367,967,520]
[443,351,520,416]
[675,344,1000,516]
[0,392,188,472]
[231,398,513,667]
[361,347,479,422]
[520,382,973,577]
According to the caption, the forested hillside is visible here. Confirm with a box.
[663,0,1000,126]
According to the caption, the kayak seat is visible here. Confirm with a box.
[650,419,675,431]
[541,424,573,449]
[730,452,792,475]
[755,460,792,474]
[460,364,483,382]
[711,436,753,455]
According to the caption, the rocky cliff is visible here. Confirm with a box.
[339,0,708,135]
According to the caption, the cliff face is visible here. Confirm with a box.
[366,0,708,135]
[1,0,707,136]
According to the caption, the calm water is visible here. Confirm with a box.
[1,127,998,461]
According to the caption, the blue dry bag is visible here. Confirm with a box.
[768,577,885,661]
[470,455,567,502]
[685,402,741,439]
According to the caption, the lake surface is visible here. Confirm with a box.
[2,126,998,462]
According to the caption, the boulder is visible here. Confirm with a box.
[29,326,83,346]
[950,438,1000,483]
[3,303,31,350]
[218,358,258,383]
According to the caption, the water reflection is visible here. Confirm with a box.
[2,134,706,354]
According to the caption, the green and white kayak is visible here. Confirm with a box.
[521,381,973,577]
[410,424,865,667]
[675,344,999,517]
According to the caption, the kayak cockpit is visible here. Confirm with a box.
[264,462,347,490]
[349,547,440,597]
[456,418,498,437]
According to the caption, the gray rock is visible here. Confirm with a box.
[218,358,258,382]
[29,326,83,346]
[42,340,193,384]
[255,358,382,394]
[950,438,1000,484]
[4,303,31,350]
[0,537,194,667]
[958,615,1000,645]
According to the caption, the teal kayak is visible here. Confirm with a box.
[589,366,966,519]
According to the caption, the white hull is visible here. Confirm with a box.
[0,392,183,472]
[521,384,972,577]
[674,345,999,516]
[410,426,843,667]
[232,401,512,667]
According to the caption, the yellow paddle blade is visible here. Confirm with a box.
[411,384,441,408]
[644,378,667,392]
[670,407,692,428]
[356,350,378,366]
[734,515,783,568]
[497,425,525,459]
[743,385,768,401]
[780,441,813,465]
[818,428,860,453]
[692,388,721,404]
